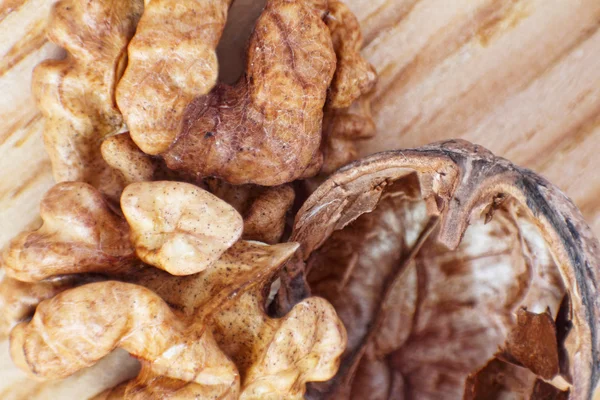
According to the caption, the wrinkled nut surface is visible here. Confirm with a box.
[121,181,243,275]
[320,93,376,175]
[0,272,97,340]
[101,133,157,185]
[160,0,336,185]
[35,0,376,191]
[12,0,594,397]
[206,178,295,244]
[2,181,246,281]
[10,239,346,399]
[317,0,377,175]
[2,182,134,282]
[9,0,382,397]
[134,240,346,399]
[325,0,376,109]
[3,180,346,398]
[117,0,232,155]
[10,281,240,398]
[242,185,295,244]
[285,140,600,399]
[33,0,143,198]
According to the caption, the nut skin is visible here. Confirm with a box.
[133,240,347,399]
[326,0,377,109]
[8,240,347,399]
[33,0,144,199]
[10,281,241,398]
[37,0,377,191]
[286,139,600,400]
[242,184,295,244]
[206,179,296,244]
[320,94,377,175]
[117,0,233,156]
[162,0,336,186]
[118,0,348,186]
[318,0,378,175]
[101,133,156,185]
[121,181,244,276]
[2,182,135,282]
[11,0,375,397]
[0,273,98,340]
[4,181,347,399]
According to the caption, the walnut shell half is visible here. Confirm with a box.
[284,139,600,399]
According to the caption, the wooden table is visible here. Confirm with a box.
[1,0,599,247]
[0,0,599,395]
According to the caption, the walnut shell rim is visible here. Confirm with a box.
[288,139,600,399]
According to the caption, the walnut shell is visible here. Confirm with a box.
[285,139,600,399]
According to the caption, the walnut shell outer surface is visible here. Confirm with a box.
[288,139,600,400]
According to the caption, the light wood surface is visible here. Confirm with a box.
[353,0,600,238]
[0,0,599,397]
[1,0,599,247]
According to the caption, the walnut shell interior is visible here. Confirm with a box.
[287,139,600,399]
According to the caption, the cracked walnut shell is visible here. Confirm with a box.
[284,139,600,399]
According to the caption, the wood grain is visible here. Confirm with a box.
[1,0,598,246]
[0,0,598,397]
[348,0,600,235]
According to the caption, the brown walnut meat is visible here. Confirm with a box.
[10,242,346,399]
[121,181,243,275]
[33,0,144,198]
[319,94,376,175]
[206,178,295,244]
[115,0,376,187]
[131,240,346,399]
[325,0,376,109]
[35,0,376,192]
[238,185,295,244]
[101,132,205,186]
[318,0,377,175]
[2,181,248,281]
[101,133,157,186]
[2,182,135,282]
[10,281,240,399]
[285,140,600,399]
[100,137,297,246]
[5,182,346,399]
[159,0,336,185]
[0,272,98,340]
[116,0,232,155]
